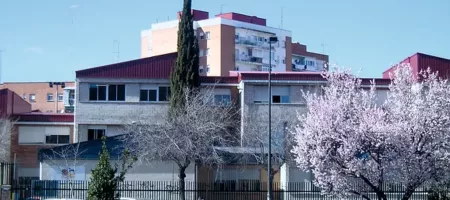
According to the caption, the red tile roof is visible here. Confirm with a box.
[76,53,177,79]
[14,113,74,123]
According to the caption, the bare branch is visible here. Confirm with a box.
[122,86,240,169]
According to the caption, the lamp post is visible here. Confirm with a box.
[49,82,66,113]
[267,36,278,200]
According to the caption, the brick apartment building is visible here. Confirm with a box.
[141,10,328,75]
[0,82,75,113]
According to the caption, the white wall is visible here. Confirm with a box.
[40,160,196,181]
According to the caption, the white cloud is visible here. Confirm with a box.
[24,47,44,54]
[70,4,79,9]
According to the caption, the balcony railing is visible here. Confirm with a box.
[235,37,271,50]
[235,56,263,65]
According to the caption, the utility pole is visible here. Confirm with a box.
[0,50,3,84]
[113,40,120,62]
[49,82,66,113]
[267,36,278,200]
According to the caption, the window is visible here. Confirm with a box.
[253,86,290,103]
[140,89,157,102]
[47,93,54,102]
[272,95,290,103]
[258,36,264,42]
[30,94,36,102]
[282,58,285,64]
[206,48,210,56]
[199,66,204,73]
[205,31,210,40]
[235,34,239,40]
[22,93,26,100]
[199,49,204,57]
[57,93,63,102]
[139,86,170,102]
[88,129,105,141]
[45,135,70,144]
[108,84,125,101]
[206,65,210,73]
[158,86,171,102]
[199,32,204,40]
[307,60,315,66]
[89,84,125,101]
[214,95,231,106]
[234,66,239,71]
[89,84,106,101]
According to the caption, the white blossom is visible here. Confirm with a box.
[291,64,450,200]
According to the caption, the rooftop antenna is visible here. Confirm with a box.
[0,50,3,83]
[280,7,284,29]
[113,40,120,62]
[220,4,226,14]
[321,41,326,54]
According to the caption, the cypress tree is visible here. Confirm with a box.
[170,0,200,113]
[87,137,118,200]
[87,137,135,200]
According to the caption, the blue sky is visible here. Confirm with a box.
[0,0,449,82]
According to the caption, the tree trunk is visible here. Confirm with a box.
[401,186,416,200]
[375,190,387,200]
[179,166,187,200]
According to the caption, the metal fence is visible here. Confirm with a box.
[0,162,14,185]
[10,180,440,200]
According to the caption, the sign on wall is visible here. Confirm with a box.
[51,166,85,181]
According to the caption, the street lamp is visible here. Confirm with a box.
[267,36,278,200]
[49,82,66,113]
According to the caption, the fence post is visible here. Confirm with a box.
[0,185,11,200]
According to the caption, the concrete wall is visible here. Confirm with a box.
[40,160,196,181]
[75,78,170,141]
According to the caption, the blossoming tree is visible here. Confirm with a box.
[291,65,450,200]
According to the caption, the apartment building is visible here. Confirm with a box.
[0,82,76,113]
[141,10,328,76]
[383,52,450,79]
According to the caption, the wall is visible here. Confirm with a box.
[241,83,312,143]
[1,82,75,113]
[150,26,178,56]
[140,30,151,58]
[197,24,222,76]
[40,160,196,181]
[10,124,74,178]
[75,78,171,142]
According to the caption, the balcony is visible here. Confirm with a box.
[235,37,270,50]
[236,55,263,65]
